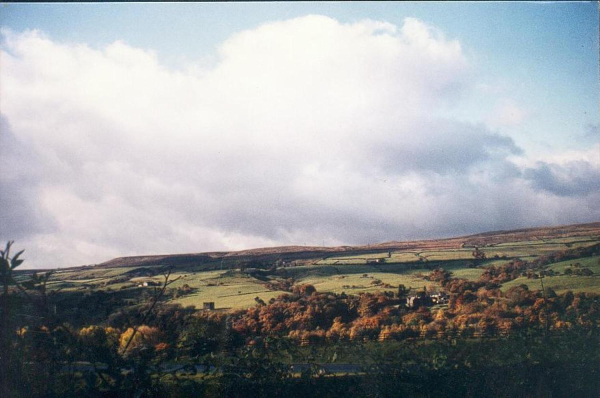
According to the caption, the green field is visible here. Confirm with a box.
[23,235,599,310]
[166,272,289,309]
[293,266,435,294]
[501,255,600,294]
[316,236,599,266]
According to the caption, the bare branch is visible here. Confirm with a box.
[121,266,176,354]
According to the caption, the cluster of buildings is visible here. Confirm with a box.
[405,290,448,308]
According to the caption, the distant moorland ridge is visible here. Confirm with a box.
[95,221,600,269]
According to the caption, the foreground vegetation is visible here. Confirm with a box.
[2,224,599,397]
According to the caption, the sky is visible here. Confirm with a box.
[1,2,599,269]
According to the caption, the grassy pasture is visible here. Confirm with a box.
[501,274,600,294]
[14,234,599,311]
[545,255,600,274]
[315,236,599,267]
[166,270,225,287]
[283,262,442,294]
[167,273,288,310]
[298,271,434,294]
[170,290,286,310]
[492,235,598,247]
[446,266,485,281]
[500,255,600,294]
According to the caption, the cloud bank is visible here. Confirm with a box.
[1,16,598,268]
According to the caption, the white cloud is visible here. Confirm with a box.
[1,17,598,269]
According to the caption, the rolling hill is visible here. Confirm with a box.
[96,221,600,269]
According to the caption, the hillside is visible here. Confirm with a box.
[97,221,600,269]
[8,220,600,398]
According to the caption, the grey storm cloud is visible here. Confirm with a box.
[0,115,55,239]
[523,161,600,197]
[369,120,523,175]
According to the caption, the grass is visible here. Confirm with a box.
[418,250,473,261]
[500,255,600,294]
[298,272,433,295]
[165,272,288,310]
[449,267,485,281]
[283,262,440,294]
[170,290,287,310]
[16,235,598,310]
[545,255,600,274]
[315,236,599,266]
[501,274,600,294]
